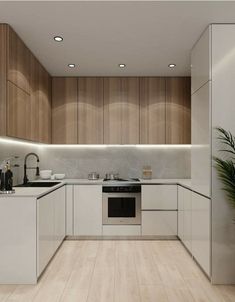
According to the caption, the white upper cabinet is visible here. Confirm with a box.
[191,81,211,198]
[191,27,211,94]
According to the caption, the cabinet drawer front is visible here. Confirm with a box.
[142,185,177,210]
[102,225,141,236]
[142,211,177,236]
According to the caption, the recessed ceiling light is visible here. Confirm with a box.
[119,64,126,68]
[168,63,176,68]
[68,64,76,68]
[54,36,63,42]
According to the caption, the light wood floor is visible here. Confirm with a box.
[1,240,235,302]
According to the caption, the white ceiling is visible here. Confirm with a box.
[1,1,235,76]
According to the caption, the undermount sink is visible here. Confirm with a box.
[15,182,61,188]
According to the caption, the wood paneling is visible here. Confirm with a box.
[29,53,40,141]
[104,78,122,144]
[0,24,7,136]
[78,78,103,144]
[166,77,191,144]
[52,77,78,144]
[7,81,31,139]
[122,77,140,144]
[38,65,51,143]
[7,27,30,94]
[140,77,166,144]
[104,77,139,144]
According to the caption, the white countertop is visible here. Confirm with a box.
[0,178,192,198]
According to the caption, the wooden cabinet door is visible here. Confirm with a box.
[140,77,166,144]
[38,65,51,143]
[78,77,103,144]
[7,81,31,139]
[29,54,40,141]
[0,25,7,136]
[52,78,77,144]
[166,77,191,144]
[104,78,122,144]
[121,77,139,144]
[7,27,30,94]
[104,77,139,144]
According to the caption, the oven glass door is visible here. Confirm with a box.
[103,193,141,225]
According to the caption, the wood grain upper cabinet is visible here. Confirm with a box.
[29,54,40,141]
[52,78,77,144]
[7,81,31,139]
[38,65,51,143]
[140,77,166,144]
[0,25,7,136]
[104,77,139,144]
[78,78,103,144]
[7,27,30,94]
[166,77,191,144]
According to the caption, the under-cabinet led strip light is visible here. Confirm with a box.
[0,137,191,148]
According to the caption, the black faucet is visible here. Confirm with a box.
[23,153,40,184]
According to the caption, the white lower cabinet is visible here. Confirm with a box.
[37,186,66,277]
[37,192,54,276]
[54,186,66,250]
[192,192,211,276]
[142,185,177,210]
[74,185,102,236]
[178,186,192,252]
[142,211,177,236]
[66,185,74,236]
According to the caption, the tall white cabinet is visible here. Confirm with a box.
[191,24,235,284]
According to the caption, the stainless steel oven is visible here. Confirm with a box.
[102,185,141,225]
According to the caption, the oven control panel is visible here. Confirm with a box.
[102,185,141,193]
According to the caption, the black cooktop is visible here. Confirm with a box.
[103,178,140,182]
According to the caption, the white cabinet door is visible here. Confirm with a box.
[66,185,74,236]
[191,81,211,198]
[54,186,66,251]
[74,185,102,236]
[142,211,177,236]
[192,192,211,276]
[183,188,192,252]
[37,193,54,276]
[178,186,184,241]
[191,26,211,94]
[142,185,177,210]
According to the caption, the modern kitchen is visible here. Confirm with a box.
[0,1,235,301]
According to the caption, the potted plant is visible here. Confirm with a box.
[214,127,235,210]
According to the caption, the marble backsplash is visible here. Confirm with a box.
[0,141,191,184]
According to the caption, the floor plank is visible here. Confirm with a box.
[2,240,235,302]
